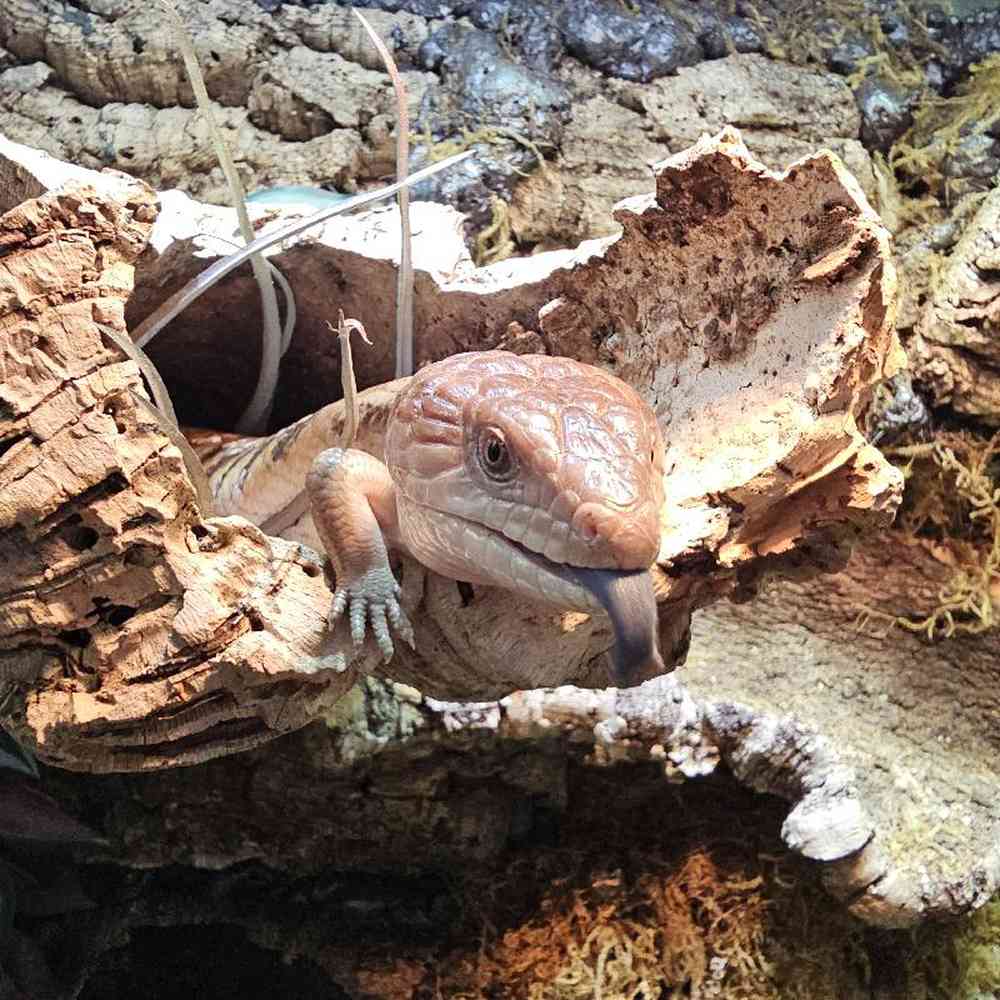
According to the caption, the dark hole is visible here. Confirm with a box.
[122,513,159,531]
[78,924,343,1000]
[106,605,137,627]
[124,544,159,567]
[0,430,33,461]
[456,581,475,606]
[63,522,99,552]
[132,36,145,54]
[57,629,91,649]
[300,561,320,578]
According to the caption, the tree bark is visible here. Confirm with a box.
[0,124,990,966]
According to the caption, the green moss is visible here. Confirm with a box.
[740,0,935,86]
[892,54,1000,207]
[910,896,1000,999]
[955,898,1000,995]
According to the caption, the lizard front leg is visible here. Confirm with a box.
[306,448,415,661]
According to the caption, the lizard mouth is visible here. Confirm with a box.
[504,536,665,688]
[567,564,665,688]
[396,498,665,688]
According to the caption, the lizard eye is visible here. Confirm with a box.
[478,429,516,481]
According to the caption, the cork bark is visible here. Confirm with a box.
[911,183,1000,423]
[6,130,987,932]
[0,144,359,772]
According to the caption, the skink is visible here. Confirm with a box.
[304,350,667,686]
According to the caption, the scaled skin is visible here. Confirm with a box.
[306,351,666,685]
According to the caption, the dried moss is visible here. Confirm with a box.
[743,0,936,86]
[891,54,1000,208]
[338,773,982,999]
[420,124,551,175]
[444,850,772,999]
[739,3,998,237]
[420,124,550,263]
[859,431,1000,638]
[433,836,869,999]
[473,196,515,266]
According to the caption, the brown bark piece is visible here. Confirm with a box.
[511,53,876,249]
[913,184,1000,422]
[2,132,993,928]
[681,535,1000,927]
[61,535,1000,930]
[0,170,358,772]
[187,128,904,701]
[1,128,903,763]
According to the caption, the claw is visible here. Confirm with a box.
[330,587,348,623]
[389,602,416,650]
[328,564,411,661]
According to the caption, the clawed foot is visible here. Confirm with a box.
[329,565,415,662]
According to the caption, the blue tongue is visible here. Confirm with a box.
[570,567,665,687]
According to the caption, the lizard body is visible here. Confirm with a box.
[203,351,667,686]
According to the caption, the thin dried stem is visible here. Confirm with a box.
[128,390,216,516]
[353,9,414,378]
[158,0,283,436]
[200,234,298,356]
[131,150,472,352]
[328,310,372,449]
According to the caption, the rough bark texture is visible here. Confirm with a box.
[910,184,1000,423]
[0,128,903,771]
[56,523,999,928]
[0,142,361,772]
[0,0,876,250]
[509,52,876,249]
[0,125,972,940]
[12,532,997,999]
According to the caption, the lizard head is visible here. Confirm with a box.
[385,351,667,687]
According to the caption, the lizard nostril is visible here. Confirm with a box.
[573,507,599,542]
[572,503,659,568]
[572,504,615,545]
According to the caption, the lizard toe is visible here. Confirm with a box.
[388,600,415,650]
[349,598,368,647]
[370,604,395,661]
[329,587,349,628]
